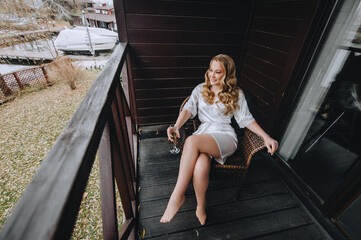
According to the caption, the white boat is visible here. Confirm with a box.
[74,26,119,42]
[54,28,117,54]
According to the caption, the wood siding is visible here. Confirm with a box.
[121,0,253,125]
[239,0,320,132]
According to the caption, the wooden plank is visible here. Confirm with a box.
[139,194,299,238]
[131,43,243,57]
[125,0,251,18]
[138,178,283,203]
[135,87,194,99]
[115,87,136,182]
[246,42,289,68]
[111,99,136,202]
[119,218,135,240]
[136,97,186,108]
[251,224,329,240]
[113,0,127,42]
[241,65,279,93]
[137,115,178,125]
[131,56,212,68]
[248,30,296,53]
[109,115,134,220]
[138,180,289,219]
[138,165,278,189]
[138,172,178,187]
[240,74,275,106]
[125,52,138,124]
[134,78,202,89]
[126,14,248,31]
[137,106,179,117]
[149,207,314,239]
[242,54,283,81]
[245,92,272,116]
[252,17,302,37]
[0,44,128,240]
[128,29,245,44]
[99,123,118,240]
[132,67,206,80]
[254,0,306,19]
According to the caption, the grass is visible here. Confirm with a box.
[0,68,122,239]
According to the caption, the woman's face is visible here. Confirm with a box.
[208,60,225,87]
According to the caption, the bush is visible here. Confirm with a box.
[47,57,89,90]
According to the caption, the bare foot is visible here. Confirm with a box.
[196,206,207,225]
[160,194,186,223]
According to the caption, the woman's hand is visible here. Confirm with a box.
[263,136,278,155]
[167,125,180,142]
[245,122,278,155]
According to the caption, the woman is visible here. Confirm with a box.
[160,54,278,225]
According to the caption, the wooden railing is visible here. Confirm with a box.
[0,43,137,240]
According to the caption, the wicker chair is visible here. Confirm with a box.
[177,96,266,197]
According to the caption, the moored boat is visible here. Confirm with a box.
[54,28,117,54]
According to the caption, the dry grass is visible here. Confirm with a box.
[0,69,120,239]
[47,57,89,90]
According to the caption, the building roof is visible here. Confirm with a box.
[85,13,115,23]
[74,0,93,3]
[96,5,114,10]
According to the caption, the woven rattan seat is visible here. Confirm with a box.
[178,96,266,196]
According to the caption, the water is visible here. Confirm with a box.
[0,37,114,75]
[0,64,29,75]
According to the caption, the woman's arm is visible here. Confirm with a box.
[167,109,192,142]
[246,121,278,155]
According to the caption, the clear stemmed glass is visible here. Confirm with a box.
[169,131,181,154]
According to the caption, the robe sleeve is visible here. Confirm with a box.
[234,90,255,128]
[182,84,201,119]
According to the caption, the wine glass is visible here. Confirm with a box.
[169,131,181,154]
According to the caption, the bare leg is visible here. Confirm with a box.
[193,153,211,225]
[160,134,220,223]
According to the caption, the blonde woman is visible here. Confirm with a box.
[160,54,278,225]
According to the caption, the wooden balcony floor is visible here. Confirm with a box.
[136,126,330,239]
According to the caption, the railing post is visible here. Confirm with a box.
[121,57,130,105]
[41,66,50,84]
[0,74,12,96]
[111,98,136,201]
[13,72,24,90]
[115,85,136,182]
[99,122,118,240]
[120,52,137,123]
[108,114,134,219]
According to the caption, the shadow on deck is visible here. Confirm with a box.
[136,126,330,240]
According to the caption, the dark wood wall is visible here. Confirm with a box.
[117,0,323,128]
[118,0,253,125]
[239,0,321,132]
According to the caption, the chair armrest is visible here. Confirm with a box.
[239,128,266,167]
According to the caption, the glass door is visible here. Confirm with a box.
[279,0,361,223]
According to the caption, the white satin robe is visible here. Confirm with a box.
[183,83,255,164]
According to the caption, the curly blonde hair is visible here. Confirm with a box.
[201,54,240,115]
